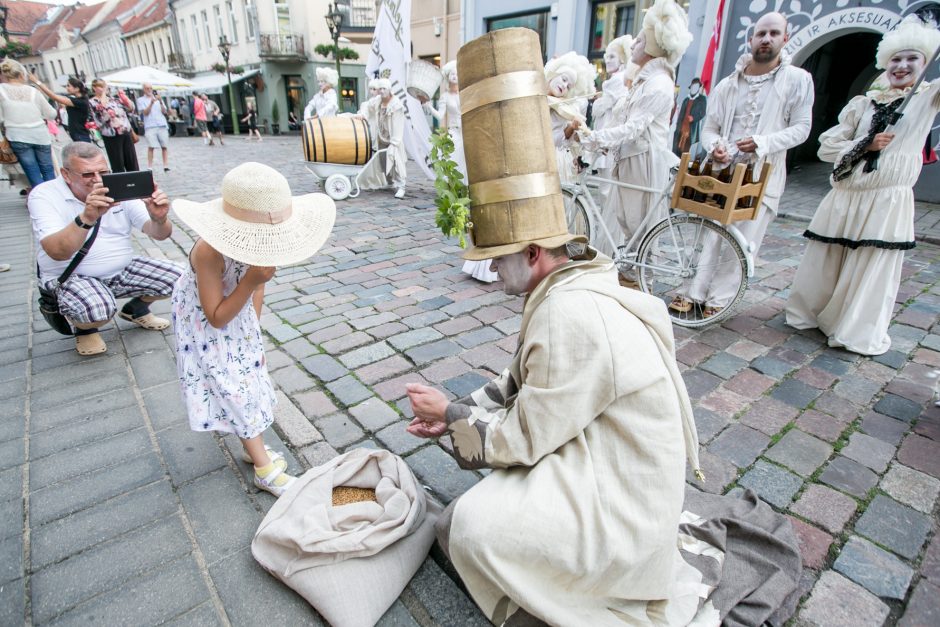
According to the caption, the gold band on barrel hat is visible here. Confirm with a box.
[457,28,587,261]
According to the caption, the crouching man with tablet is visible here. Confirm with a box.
[28,141,181,355]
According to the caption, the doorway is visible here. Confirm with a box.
[285,75,306,129]
[792,31,881,165]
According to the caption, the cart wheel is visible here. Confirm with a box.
[324,174,352,200]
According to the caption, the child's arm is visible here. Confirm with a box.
[192,241,275,328]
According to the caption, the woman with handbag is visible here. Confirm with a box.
[29,75,93,143]
[0,59,57,189]
[89,78,139,172]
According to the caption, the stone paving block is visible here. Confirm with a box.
[0,577,24,626]
[790,484,857,534]
[326,375,373,407]
[406,339,463,366]
[793,365,838,390]
[300,353,348,383]
[737,460,803,508]
[308,321,354,345]
[143,382,189,431]
[766,429,832,477]
[157,425,229,486]
[376,422,426,456]
[31,427,151,490]
[0,465,21,504]
[880,463,940,514]
[681,369,722,399]
[179,469,263,565]
[338,341,396,369]
[725,338,768,362]
[48,554,210,627]
[783,333,823,354]
[300,440,339,468]
[30,371,132,413]
[859,411,909,445]
[0,494,22,543]
[723,369,775,400]
[321,331,373,354]
[266,323,301,344]
[840,432,895,473]
[376,600,420,626]
[855,495,931,560]
[832,375,881,406]
[406,445,479,504]
[401,310,449,329]
[699,352,748,379]
[898,434,940,479]
[809,353,852,376]
[294,389,338,418]
[708,424,769,468]
[368,321,409,339]
[771,378,822,409]
[872,349,908,370]
[818,456,878,499]
[493,316,521,335]
[30,479,178,570]
[873,394,922,422]
[350,311,400,331]
[405,557,491,627]
[209,547,322,625]
[899,579,940,627]
[29,453,163,526]
[812,392,862,423]
[281,337,320,361]
[787,516,832,570]
[274,390,323,447]
[885,377,934,404]
[355,355,412,385]
[693,407,728,443]
[31,515,192,623]
[796,409,850,443]
[687,449,738,494]
[739,397,799,436]
[160,602,223,626]
[350,397,401,432]
[676,341,715,367]
[697,326,740,350]
[0,533,21,586]
[387,327,444,351]
[834,536,914,600]
[751,356,796,378]
[454,326,504,350]
[315,413,366,449]
[272,364,317,394]
[799,571,889,627]
[443,372,490,398]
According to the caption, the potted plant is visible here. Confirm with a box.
[271,99,280,135]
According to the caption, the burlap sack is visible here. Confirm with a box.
[251,448,440,626]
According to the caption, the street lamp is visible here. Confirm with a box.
[218,35,239,135]
[325,2,345,82]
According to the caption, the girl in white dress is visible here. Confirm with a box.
[171,162,336,496]
[786,16,940,355]
[545,52,596,185]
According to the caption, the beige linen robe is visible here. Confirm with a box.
[358,96,408,190]
[440,252,703,625]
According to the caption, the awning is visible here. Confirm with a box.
[188,69,260,95]
[102,66,194,90]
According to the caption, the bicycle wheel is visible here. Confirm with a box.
[561,188,591,249]
[635,215,747,328]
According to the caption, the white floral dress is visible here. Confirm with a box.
[172,253,276,439]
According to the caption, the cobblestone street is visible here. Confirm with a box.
[1,134,938,625]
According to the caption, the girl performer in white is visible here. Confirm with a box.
[425,61,498,283]
[545,52,596,184]
[356,79,407,199]
[303,67,339,119]
[579,0,692,278]
[786,15,940,355]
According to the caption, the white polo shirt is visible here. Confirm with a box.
[29,176,151,283]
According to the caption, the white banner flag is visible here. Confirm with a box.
[365,0,433,180]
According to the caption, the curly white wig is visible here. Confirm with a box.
[605,34,634,66]
[316,66,339,87]
[441,60,457,81]
[544,52,597,98]
[641,0,694,66]
[876,14,940,70]
[373,78,392,91]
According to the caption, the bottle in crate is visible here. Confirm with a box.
[737,163,756,209]
[681,158,700,199]
[714,165,733,207]
[694,162,712,203]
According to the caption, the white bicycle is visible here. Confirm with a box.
[562,155,771,328]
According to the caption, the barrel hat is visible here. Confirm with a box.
[457,28,587,261]
[173,162,336,267]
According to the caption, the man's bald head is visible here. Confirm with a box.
[750,12,789,64]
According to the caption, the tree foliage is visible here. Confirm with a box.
[313,44,359,60]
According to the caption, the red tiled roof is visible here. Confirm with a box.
[0,0,55,40]
[64,2,109,32]
[25,5,67,53]
[100,0,140,26]
[121,0,168,35]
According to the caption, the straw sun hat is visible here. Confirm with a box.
[173,162,336,267]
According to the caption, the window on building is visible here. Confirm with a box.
[214,5,225,42]
[191,15,201,50]
[138,43,145,64]
[159,38,166,62]
[227,1,238,42]
[589,1,636,62]
[151,41,158,64]
[274,2,291,36]
[244,0,256,40]
[57,59,64,75]
[179,20,189,53]
[202,10,212,49]
[486,10,550,59]
[48,61,56,79]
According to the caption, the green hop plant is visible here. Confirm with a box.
[430,128,472,247]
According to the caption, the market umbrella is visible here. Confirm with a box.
[100,66,194,90]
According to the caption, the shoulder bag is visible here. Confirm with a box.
[37,220,101,335]
[0,87,18,165]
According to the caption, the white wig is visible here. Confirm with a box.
[368,77,380,88]
[373,78,392,91]
[316,66,339,87]
[642,0,694,66]
[544,51,597,98]
[605,35,634,66]
[876,14,940,70]
[441,60,457,81]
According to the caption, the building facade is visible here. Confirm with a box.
[412,0,461,66]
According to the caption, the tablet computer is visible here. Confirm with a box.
[101,171,155,202]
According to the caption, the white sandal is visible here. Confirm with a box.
[253,465,296,497]
[241,445,286,470]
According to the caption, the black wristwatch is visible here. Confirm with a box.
[74,215,94,230]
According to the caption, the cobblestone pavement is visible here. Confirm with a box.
[1,134,938,625]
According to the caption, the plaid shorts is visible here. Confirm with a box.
[48,256,182,324]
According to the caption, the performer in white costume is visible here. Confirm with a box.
[358,78,382,151]
[424,61,498,283]
[303,67,339,119]
[674,11,813,316]
[579,0,692,280]
[787,16,940,355]
[545,52,596,184]
[356,78,408,199]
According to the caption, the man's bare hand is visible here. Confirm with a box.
[866,132,894,152]
[82,183,115,223]
[711,145,731,164]
[406,417,448,438]
[144,187,169,223]
[405,383,449,438]
[736,137,758,153]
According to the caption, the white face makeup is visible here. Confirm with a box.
[319,80,330,92]
[369,87,379,97]
[630,32,647,65]
[548,74,572,97]
[379,87,392,100]
[448,69,458,85]
[490,252,532,296]
[604,49,622,73]
[886,50,925,89]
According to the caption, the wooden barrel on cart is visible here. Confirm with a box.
[302,117,373,165]
[457,28,568,249]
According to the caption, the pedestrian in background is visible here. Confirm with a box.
[0,59,57,190]
[241,104,261,141]
[192,92,212,145]
[136,82,171,172]
[30,75,93,143]
[89,78,139,172]
[203,94,225,146]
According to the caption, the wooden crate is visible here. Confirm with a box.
[670,152,773,225]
